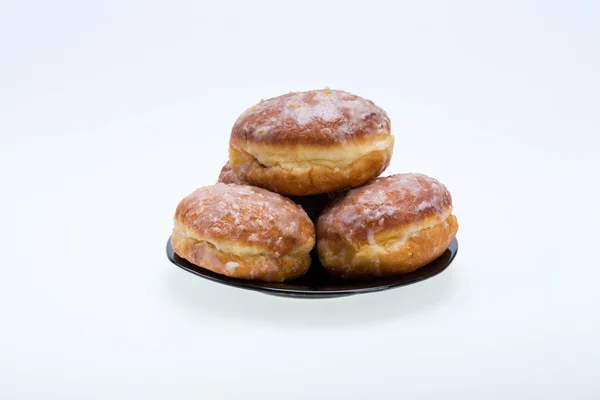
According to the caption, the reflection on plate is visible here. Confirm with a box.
[166,237,458,299]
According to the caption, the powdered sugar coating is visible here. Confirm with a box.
[224,262,240,273]
[318,173,453,244]
[230,89,391,146]
[174,183,314,256]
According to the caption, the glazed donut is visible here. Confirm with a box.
[171,183,315,282]
[217,161,248,185]
[317,173,458,279]
[217,161,342,221]
[229,89,394,196]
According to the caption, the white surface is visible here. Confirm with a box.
[1,0,599,398]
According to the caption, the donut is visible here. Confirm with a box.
[171,183,315,282]
[317,173,458,279]
[229,89,394,196]
[217,161,342,221]
[217,161,248,185]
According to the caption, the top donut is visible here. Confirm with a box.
[228,89,395,195]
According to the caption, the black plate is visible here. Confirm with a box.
[166,237,458,298]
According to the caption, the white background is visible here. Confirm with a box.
[1,0,599,398]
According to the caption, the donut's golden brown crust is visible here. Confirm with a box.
[171,183,315,282]
[229,136,393,196]
[318,215,458,279]
[171,228,312,282]
[317,173,458,279]
[229,89,394,195]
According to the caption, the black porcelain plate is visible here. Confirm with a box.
[166,237,458,298]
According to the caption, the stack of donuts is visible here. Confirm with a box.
[171,89,458,282]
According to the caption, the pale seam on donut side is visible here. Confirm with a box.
[359,211,453,254]
[237,135,394,168]
[174,220,314,258]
